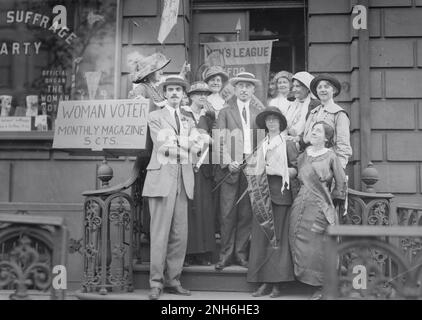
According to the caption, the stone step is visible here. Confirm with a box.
[133,263,314,295]
[75,289,312,300]
[137,236,221,263]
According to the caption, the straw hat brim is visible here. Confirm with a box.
[132,58,171,83]
[187,88,212,96]
[229,77,261,87]
[159,78,190,92]
[255,108,287,131]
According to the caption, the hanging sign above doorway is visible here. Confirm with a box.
[203,40,274,104]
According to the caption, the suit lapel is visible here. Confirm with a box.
[230,101,243,130]
[162,107,178,132]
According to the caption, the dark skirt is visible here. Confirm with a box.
[186,165,216,254]
[247,202,295,283]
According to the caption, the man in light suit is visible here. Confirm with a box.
[142,75,201,300]
[215,72,264,270]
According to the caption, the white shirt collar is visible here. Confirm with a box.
[165,103,180,117]
[237,98,251,109]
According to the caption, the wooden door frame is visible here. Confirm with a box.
[192,1,306,11]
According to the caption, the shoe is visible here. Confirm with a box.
[165,285,191,296]
[309,289,323,300]
[251,283,271,297]
[237,258,248,268]
[269,285,282,298]
[148,287,161,300]
[215,259,230,271]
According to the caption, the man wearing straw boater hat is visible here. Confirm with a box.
[214,71,263,270]
[142,75,202,300]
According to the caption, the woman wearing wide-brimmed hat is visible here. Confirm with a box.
[127,52,171,111]
[246,106,298,298]
[301,74,352,169]
[283,71,320,140]
[268,71,293,115]
[180,82,217,266]
[127,52,171,243]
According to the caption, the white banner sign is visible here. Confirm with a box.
[157,0,179,44]
[53,99,149,151]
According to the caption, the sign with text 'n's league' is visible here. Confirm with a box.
[53,99,149,156]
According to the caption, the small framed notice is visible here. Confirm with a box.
[53,99,150,156]
[0,117,32,132]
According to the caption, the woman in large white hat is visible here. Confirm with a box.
[127,52,171,112]
[283,71,320,141]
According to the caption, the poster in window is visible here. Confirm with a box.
[0,0,117,130]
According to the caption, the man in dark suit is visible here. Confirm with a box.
[214,72,264,270]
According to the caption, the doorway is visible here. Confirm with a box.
[249,8,306,74]
[190,2,307,80]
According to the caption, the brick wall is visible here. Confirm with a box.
[308,0,422,205]
[120,0,190,98]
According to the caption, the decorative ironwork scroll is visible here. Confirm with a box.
[81,192,134,294]
[0,215,67,300]
[396,204,422,265]
[341,189,393,226]
[324,226,422,300]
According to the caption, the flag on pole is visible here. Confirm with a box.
[158,0,180,44]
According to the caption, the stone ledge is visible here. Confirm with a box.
[74,289,311,300]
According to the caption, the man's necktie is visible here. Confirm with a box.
[175,110,181,134]
[242,105,247,123]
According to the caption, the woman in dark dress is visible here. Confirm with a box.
[247,107,298,298]
[181,82,216,265]
[289,121,347,300]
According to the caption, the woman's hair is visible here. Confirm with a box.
[312,121,335,148]
[317,80,338,97]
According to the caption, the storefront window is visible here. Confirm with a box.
[0,0,117,132]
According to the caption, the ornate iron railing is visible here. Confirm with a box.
[396,203,422,266]
[341,189,394,226]
[324,226,422,300]
[80,154,148,294]
[0,214,67,300]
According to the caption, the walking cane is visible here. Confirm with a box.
[211,142,262,193]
